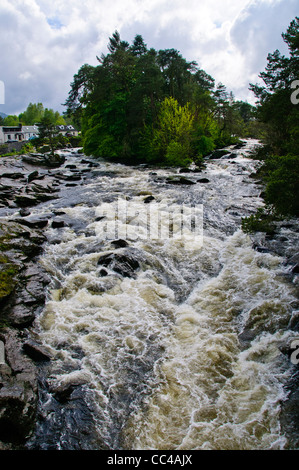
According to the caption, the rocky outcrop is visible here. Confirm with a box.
[0,151,89,449]
[97,250,140,278]
[0,220,51,449]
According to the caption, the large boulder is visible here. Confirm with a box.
[97,251,140,278]
[22,153,65,168]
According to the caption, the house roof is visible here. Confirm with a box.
[22,126,39,132]
[56,125,77,131]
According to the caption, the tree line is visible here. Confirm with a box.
[64,32,258,166]
[0,102,67,127]
[242,16,299,231]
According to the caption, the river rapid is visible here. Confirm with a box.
[20,139,298,450]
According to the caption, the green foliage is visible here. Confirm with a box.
[3,115,19,126]
[164,141,192,167]
[65,31,259,166]
[196,135,215,157]
[36,114,59,155]
[262,154,299,216]
[242,17,299,236]
[3,103,66,127]
[241,207,279,235]
[250,17,299,155]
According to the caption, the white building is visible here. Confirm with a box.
[0,124,24,143]
[56,124,79,137]
[0,123,78,143]
[21,125,39,141]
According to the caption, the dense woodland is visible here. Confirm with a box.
[0,103,67,127]
[64,32,258,167]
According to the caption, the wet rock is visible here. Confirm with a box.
[143,195,155,203]
[209,149,231,159]
[1,173,25,180]
[8,305,36,328]
[99,269,108,277]
[97,251,140,278]
[65,164,77,169]
[13,216,49,229]
[233,142,246,150]
[19,208,31,217]
[15,195,40,207]
[27,171,39,183]
[22,153,65,168]
[197,178,210,183]
[0,329,38,445]
[292,264,299,274]
[23,341,52,362]
[51,219,65,229]
[166,176,196,185]
[111,239,129,248]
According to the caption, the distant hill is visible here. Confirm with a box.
[0,112,7,119]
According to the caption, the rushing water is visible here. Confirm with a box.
[24,140,298,450]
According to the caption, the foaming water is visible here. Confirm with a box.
[29,141,298,449]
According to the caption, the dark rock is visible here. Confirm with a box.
[65,174,82,181]
[166,176,196,185]
[233,142,246,150]
[15,195,39,207]
[19,208,31,217]
[253,243,270,253]
[111,239,129,248]
[27,171,39,182]
[99,269,108,277]
[0,329,38,445]
[95,216,105,222]
[197,178,210,183]
[1,173,25,179]
[51,219,65,229]
[22,153,65,168]
[292,264,299,274]
[23,341,52,362]
[13,216,49,229]
[209,149,230,159]
[97,251,140,278]
[179,168,193,173]
[143,195,155,204]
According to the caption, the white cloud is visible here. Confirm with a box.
[0,0,298,115]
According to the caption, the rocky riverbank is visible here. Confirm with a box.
[0,149,100,449]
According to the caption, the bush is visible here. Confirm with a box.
[164,141,192,167]
[196,135,215,157]
[241,207,279,235]
[263,154,299,217]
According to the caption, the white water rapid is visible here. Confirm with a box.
[25,140,298,450]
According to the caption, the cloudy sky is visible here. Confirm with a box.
[0,0,297,116]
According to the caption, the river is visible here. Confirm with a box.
[22,139,298,450]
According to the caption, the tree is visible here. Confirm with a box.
[37,113,59,155]
[243,17,299,222]
[65,31,241,165]
[250,16,299,155]
[145,96,195,165]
